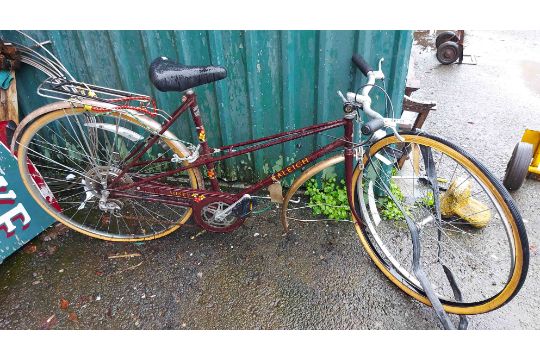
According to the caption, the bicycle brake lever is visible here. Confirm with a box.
[372,58,385,80]
[391,126,405,142]
[337,91,347,103]
[383,118,405,142]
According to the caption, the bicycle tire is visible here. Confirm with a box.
[351,132,529,315]
[17,106,204,241]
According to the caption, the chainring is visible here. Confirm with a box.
[192,195,246,233]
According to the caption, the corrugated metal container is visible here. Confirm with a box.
[0,30,412,182]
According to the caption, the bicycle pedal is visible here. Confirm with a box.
[232,197,256,218]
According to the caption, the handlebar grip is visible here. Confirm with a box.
[352,54,373,77]
[361,118,385,135]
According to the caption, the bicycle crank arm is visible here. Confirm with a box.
[214,194,251,221]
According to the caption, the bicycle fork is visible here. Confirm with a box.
[343,106,468,329]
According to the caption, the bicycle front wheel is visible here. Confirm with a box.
[352,132,529,315]
[16,105,203,241]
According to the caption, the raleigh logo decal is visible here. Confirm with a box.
[272,157,309,181]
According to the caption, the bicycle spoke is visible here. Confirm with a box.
[19,108,198,240]
[357,136,517,304]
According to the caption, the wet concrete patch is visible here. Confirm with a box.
[414,30,435,49]
[0,210,445,330]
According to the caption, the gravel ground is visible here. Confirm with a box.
[1,30,539,329]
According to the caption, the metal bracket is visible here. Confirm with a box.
[171,145,200,163]
[459,54,477,65]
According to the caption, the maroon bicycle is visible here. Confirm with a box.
[13,49,529,320]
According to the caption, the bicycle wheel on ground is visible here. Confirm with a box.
[16,105,203,241]
[352,132,528,315]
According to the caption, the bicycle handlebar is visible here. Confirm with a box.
[348,54,389,136]
[361,118,385,135]
[352,54,373,77]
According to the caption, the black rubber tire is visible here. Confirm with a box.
[436,31,458,48]
[354,131,530,313]
[436,41,460,65]
[503,142,533,191]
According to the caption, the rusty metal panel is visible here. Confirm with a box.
[0,30,412,181]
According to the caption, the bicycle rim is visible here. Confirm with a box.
[351,132,528,315]
[17,106,202,241]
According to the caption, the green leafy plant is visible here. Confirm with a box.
[417,190,434,208]
[379,180,407,221]
[305,176,350,220]
[378,179,434,221]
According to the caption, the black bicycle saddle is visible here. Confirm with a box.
[149,57,227,93]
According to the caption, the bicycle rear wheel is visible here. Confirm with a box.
[352,132,528,315]
[16,105,203,241]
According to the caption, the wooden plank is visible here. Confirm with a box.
[0,71,19,124]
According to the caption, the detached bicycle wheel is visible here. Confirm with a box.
[16,105,203,241]
[351,132,528,315]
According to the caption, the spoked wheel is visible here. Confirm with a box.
[16,106,203,241]
[352,132,529,315]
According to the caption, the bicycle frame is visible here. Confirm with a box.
[108,90,356,208]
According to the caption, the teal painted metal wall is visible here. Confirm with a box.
[0,30,412,182]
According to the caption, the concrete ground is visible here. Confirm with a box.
[1,30,539,329]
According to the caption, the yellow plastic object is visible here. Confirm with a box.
[440,176,492,228]
[522,129,540,175]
